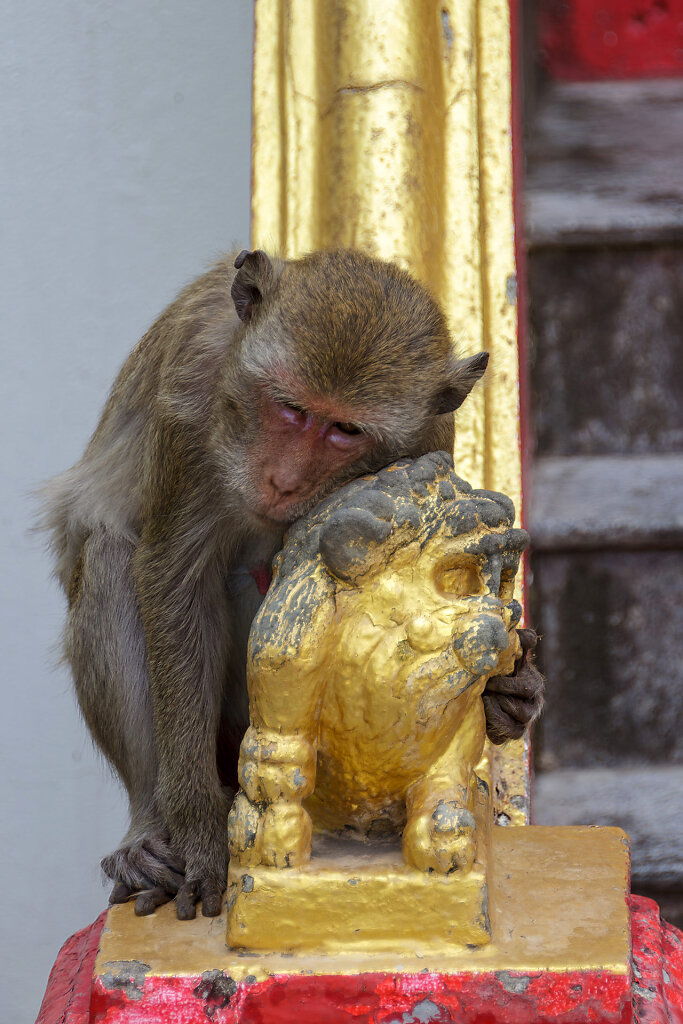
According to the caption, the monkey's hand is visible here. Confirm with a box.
[166,791,234,920]
[403,800,476,874]
[482,628,544,744]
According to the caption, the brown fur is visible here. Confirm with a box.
[41,248,490,919]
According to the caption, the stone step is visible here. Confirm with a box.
[529,454,683,551]
[526,80,683,248]
[534,767,683,930]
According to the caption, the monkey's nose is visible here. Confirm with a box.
[268,470,300,499]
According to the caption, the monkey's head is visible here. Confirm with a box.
[225,248,488,526]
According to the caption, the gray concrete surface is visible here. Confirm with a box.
[534,766,683,889]
[530,454,683,550]
[0,3,253,1019]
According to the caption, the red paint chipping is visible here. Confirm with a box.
[35,911,106,1024]
[87,966,632,1024]
[38,898,683,1023]
[540,0,683,81]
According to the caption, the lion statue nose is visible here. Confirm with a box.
[452,613,510,677]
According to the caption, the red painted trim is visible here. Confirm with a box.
[41,898,683,1024]
[631,894,683,1024]
[90,966,632,1024]
[35,912,106,1024]
[539,0,683,81]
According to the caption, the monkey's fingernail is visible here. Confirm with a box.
[109,881,134,904]
[201,892,223,917]
[177,902,197,921]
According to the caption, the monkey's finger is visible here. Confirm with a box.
[517,628,538,654]
[176,881,200,920]
[483,695,526,744]
[494,694,539,725]
[136,847,185,892]
[141,837,186,875]
[134,887,174,916]
[200,880,224,917]
[102,851,157,894]
[109,881,136,904]
[485,667,543,700]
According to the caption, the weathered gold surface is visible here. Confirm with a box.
[96,826,631,980]
[251,0,526,822]
[226,457,526,950]
[228,783,491,953]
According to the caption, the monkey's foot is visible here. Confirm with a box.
[103,828,186,916]
[403,801,476,874]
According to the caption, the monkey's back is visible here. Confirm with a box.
[40,255,242,590]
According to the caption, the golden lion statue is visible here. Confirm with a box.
[227,452,528,881]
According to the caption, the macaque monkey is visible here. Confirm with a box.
[43,248,543,920]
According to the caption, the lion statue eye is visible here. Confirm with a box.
[435,558,484,598]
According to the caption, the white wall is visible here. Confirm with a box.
[0,3,253,1018]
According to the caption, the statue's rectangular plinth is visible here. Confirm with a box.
[228,830,490,952]
[93,826,632,1024]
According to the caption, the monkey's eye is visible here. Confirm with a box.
[278,400,308,427]
[333,421,362,436]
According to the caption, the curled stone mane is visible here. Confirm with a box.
[249,452,527,663]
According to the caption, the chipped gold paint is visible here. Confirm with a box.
[228,790,492,953]
[226,462,527,950]
[96,826,631,979]
[251,0,526,823]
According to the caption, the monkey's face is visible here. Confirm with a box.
[228,248,490,524]
[247,387,378,524]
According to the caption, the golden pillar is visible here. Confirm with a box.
[251,0,526,822]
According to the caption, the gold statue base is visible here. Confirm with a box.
[228,780,491,953]
[96,826,630,982]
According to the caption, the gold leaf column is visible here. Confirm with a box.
[251,0,527,824]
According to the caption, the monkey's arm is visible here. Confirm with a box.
[482,628,544,744]
[133,520,232,919]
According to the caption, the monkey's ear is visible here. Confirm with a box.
[433,352,489,415]
[231,249,274,322]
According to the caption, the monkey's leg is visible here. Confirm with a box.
[135,532,234,920]
[65,528,186,912]
[403,686,487,874]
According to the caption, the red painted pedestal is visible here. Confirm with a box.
[36,896,683,1024]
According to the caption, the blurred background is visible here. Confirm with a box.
[1,3,253,1019]
[1,2,682,1020]
[522,0,683,929]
